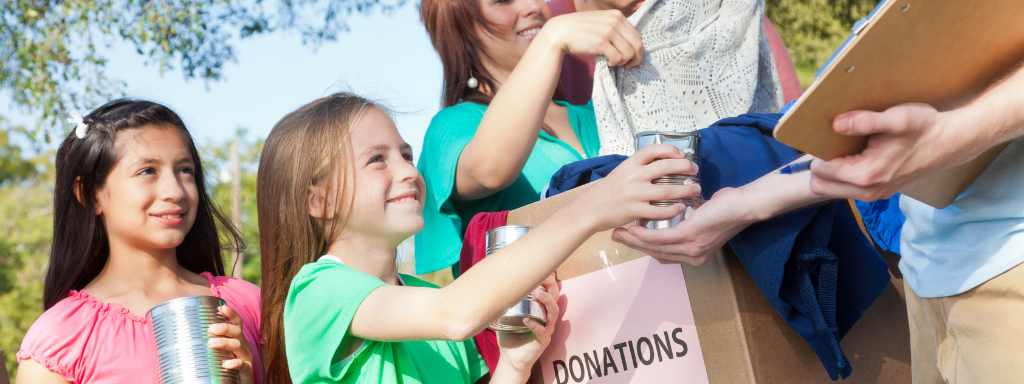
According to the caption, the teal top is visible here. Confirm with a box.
[284,259,490,383]
[415,101,600,274]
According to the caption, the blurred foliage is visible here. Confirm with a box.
[0,119,43,187]
[0,147,55,379]
[766,0,878,87]
[0,0,407,140]
[202,129,264,285]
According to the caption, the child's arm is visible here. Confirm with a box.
[15,359,72,384]
[350,144,697,342]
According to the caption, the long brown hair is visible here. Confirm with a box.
[421,0,566,108]
[47,99,243,309]
[257,93,385,384]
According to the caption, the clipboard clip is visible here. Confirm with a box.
[814,0,896,80]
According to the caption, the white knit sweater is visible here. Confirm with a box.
[593,0,784,156]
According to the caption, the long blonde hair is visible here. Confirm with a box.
[257,93,384,384]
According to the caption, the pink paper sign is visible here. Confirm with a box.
[540,256,709,384]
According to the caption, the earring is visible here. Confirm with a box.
[467,72,479,89]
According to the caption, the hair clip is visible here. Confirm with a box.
[67,111,88,139]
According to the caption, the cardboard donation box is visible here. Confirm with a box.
[508,186,912,383]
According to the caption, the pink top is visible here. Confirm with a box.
[18,273,264,384]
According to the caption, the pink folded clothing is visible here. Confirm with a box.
[459,210,511,375]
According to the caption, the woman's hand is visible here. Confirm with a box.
[611,187,757,265]
[208,305,255,384]
[569,144,702,233]
[537,10,644,67]
[491,274,561,384]
[611,154,835,265]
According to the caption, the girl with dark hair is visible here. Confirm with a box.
[15,100,264,384]
[256,93,697,383]
[415,0,645,275]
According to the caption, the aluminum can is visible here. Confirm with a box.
[148,296,240,384]
[634,131,703,229]
[485,226,547,333]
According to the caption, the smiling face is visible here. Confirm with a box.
[94,125,198,253]
[335,108,425,246]
[476,0,552,74]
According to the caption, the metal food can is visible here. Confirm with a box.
[485,226,548,333]
[148,296,240,384]
[634,131,704,229]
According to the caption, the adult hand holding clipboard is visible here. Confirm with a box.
[808,103,977,202]
[808,57,1024,203]
[773,0,1024,208]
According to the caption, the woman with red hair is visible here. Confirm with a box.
[416,0,643,276]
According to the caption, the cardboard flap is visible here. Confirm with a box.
[774,0,1024,208]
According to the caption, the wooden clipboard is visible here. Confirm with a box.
[773,0,1024,208]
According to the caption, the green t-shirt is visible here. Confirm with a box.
[415,101,600,274]
[284,258,489,384]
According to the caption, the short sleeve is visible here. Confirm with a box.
[415,103,491,274]
[17,310,81,382]
[207,274,265,384]
[400,275,489,382]
[462,338,490,383]
[17,294,101,383]
[284,262,386,383]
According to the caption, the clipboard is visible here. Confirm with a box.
[773,0,1024,208]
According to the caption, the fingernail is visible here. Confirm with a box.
[694,185,701,195]
[611,234,623,242]
[693,162,699,173]
[538,289,547,297]
[210,324,223,333]
[208,338,221,347]
[524,318,532,324]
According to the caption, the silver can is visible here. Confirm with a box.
[485,226,548,333]
[634,131,703,229]
[148,296,240,384]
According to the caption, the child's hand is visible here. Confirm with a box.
[495,274,561,380]
[208,305,255,384]
[570,144,701,232]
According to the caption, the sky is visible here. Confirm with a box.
[1,5,443,164]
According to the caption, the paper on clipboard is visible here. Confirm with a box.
[773,0,1024,208]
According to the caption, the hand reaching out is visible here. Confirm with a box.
[570,144,701,233]
[611,187,755,265]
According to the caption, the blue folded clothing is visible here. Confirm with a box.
[548,113,892,380]
[855,195,904,253]
[545,155,628,198]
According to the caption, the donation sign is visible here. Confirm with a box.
[540,256,709,384]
